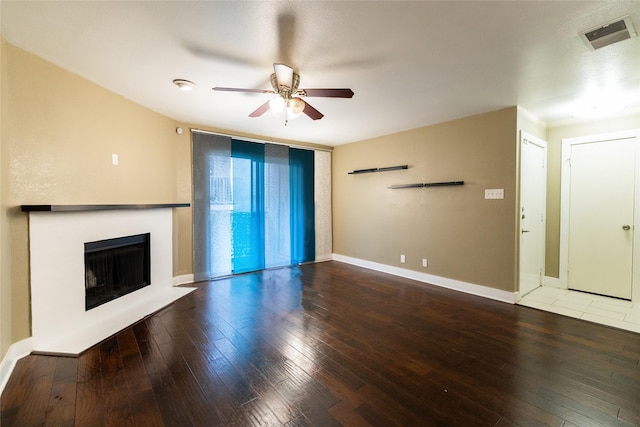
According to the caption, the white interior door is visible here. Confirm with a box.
[519,132,547,297]
[567,137,635,299]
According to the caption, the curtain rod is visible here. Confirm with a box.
[190,129,333,152]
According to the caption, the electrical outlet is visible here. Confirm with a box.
[485,188,504,199]
[422,258,428,268]
[400,254,406,263]
[112,153,119,165]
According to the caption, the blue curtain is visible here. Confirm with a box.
[192,132,315,279]
[290,148,315,264]
[231,139,265,274]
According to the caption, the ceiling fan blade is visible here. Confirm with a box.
[213,87,275,94]
[273,63,294,88]
[298,88,354,98]
[249,100,271,118]
[302,100,324,120]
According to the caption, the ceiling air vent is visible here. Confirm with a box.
[580,15,636,50]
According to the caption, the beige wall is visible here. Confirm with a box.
[1,35,11,360]
[173,127,193,279]
[3,43,186,350]
[544,112,640,278]
[333,107,519,292]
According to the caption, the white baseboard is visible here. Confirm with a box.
[332,254,517,304]
[0,338,34,396]
[173,274,195,286]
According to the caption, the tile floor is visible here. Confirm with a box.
[518,286,640,334]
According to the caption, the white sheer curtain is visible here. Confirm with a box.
[314,150,332,261]
[192,132,232,280]
[264,144,291,268]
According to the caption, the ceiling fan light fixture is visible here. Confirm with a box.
[289,97,305,114]
[172,79,195,91]
[287,97,305,120]
[269,96,285,113]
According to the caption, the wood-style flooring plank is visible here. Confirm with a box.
[2,261,639,426]
[0,355,37,425]
[99,337,138,426]
[11,356,56,426]
[74,346,105,427]
[133,321,196,426]
[117,330,165,427]
[44,356,78,427]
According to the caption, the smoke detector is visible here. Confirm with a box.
[579,15,636,50]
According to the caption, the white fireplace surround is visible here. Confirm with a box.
[28,207,195,355]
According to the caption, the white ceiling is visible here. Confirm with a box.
[2,1,640,146]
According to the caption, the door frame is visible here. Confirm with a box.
[559,129,640,301]
[518,131,547,298]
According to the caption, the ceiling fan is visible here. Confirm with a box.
[213,63,354,122]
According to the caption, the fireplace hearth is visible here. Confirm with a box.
[85,233,151,310]
[25,205,194,355]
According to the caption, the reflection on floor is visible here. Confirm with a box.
[518,286,640,334]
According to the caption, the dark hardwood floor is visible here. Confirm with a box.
[2,261,639,426]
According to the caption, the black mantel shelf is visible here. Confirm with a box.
[21,203,190,212]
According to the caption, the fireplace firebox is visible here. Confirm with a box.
[84,233,151,310]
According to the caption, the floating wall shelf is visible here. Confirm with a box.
[348,165,408,175]
[21,203,190,212]
[388,181,464,189]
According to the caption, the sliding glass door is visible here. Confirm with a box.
[192,132,317,280]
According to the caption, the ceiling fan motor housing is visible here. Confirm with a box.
[271,72,300,99]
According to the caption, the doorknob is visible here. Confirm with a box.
[622,225,631,231]
[521,229,530,234]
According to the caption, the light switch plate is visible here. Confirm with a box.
[485,189,504,199]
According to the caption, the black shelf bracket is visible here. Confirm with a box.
[348,165,408,175]
[388,181,464,189]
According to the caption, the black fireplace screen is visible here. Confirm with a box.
[84,233,151,310]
